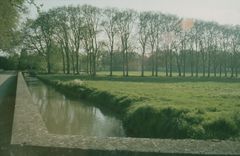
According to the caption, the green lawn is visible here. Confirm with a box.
[38,74,240,140]
[97,80,240,112]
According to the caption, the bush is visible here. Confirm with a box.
[124,106,206,139]
[204,117,238,139]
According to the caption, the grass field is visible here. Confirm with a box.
[38,73,240,140]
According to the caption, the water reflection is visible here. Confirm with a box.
[26,77,125,137]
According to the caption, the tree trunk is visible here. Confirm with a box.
[86,51,89,74]
[169,49,173,77]
[220,64,222,77]
[121,38,125,76]
[176,53,181,76]
[208,50,211,77]
[165,51,168,77]
[213,51,217,77]
[71,53,75,74]
[63,28,70,74]
[110,44,113,76]
[141,47,145,77]
[202,52,205,77]
[61,47,65,74]
[93,53,96,76]
[214,65,217,77]
[47,53,51,74]
[155,49,158,77]
[122,49,125,76]
[66,47,70,74]
[46,45,51,74]
[190,50,194,77]
[224,55,227,77]
[126,42,129,77]
[76,52,79,74]
[195,52,199,77]
[195,42,198,77]
[183,51,186,77]
[89,51,92,75]
[235,67,238,77]
[235,53,238,77]
[151,46,154,76]
[231,54,234,77]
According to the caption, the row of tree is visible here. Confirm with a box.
[22,5,240,77]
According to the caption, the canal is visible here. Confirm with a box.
[25,76,125,137]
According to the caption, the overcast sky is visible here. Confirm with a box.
[28,0,240,25]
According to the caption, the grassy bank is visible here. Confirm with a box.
[38,74,240,140]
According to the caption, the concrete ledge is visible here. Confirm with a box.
[11,72,240,156]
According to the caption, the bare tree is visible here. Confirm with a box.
[138,12,151,76]
[53,7,71,74]
[101,8,118,76]
[82,5,101,76]
[116,9,136,76]
[68,6,84,74]
[162,15,181,77]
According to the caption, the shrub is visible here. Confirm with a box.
[204,117,238,139]
[124,106,206,138]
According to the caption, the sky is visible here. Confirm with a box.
[27,0,240,25]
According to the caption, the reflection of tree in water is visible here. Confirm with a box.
[28,79,125,137]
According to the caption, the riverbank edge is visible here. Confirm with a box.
[37,75,154,138]
[37,76,133,117]
[37,75,240,140]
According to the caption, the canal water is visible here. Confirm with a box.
[25,77,125,137]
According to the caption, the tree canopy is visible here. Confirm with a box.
[19,5,240,77]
